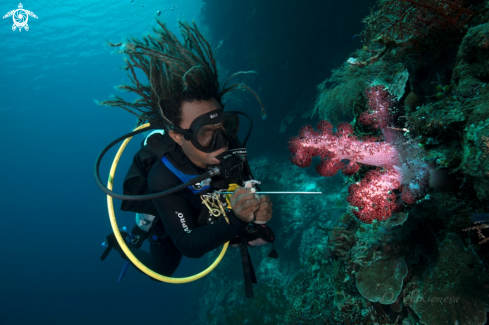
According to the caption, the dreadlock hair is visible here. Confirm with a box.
[100,21,266,131]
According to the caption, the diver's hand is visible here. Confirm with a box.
[252,195,273,224]
[230,187,260,223]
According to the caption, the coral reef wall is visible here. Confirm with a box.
[196,0,489,324]
[290,0,489,323]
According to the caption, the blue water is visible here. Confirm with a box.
[0,1,371,324]
[0,1,207,324]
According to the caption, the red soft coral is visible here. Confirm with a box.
[347,168,402,224]
[289,86,431,223]
[288,120,400,176]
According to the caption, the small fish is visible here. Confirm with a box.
[471,213,489,223]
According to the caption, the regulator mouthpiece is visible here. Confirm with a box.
[210,151,244,179]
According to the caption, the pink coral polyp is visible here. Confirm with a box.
[347,168,402,224]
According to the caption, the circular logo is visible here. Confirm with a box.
[14,9,28,27]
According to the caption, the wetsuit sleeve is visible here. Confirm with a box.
[148,162,248,258]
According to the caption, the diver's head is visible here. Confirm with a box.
[167,98,239,168]
[101,22,265,158]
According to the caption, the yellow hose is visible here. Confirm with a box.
[106,123,229,283]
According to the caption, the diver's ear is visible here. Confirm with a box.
[168,130,183,146]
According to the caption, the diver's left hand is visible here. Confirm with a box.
[253,195,273,224]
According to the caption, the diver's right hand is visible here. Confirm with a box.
[230,186,260,223]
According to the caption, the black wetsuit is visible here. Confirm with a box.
[127,144,250,277]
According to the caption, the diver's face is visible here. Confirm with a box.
[169,98,228,168]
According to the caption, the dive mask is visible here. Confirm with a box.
[172,109,239,153]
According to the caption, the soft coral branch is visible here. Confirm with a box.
[289,86,431,223]
[463,222,489,245]
[347,168,402,223]
[288,120,400,177]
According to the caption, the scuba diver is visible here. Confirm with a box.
[98,21,277,298]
